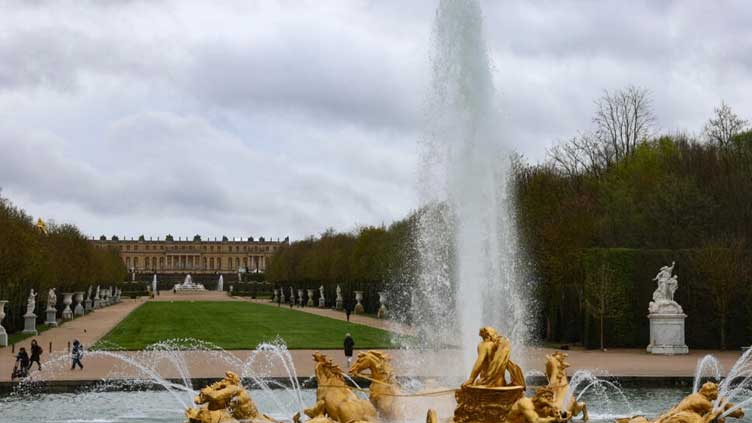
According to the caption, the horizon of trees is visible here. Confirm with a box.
[270,87,752,348]
[0,192,127,334]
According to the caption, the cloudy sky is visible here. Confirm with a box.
[1,1,751,241]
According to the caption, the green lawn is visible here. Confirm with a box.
[96,301,403,350]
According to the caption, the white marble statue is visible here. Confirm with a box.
[336,285,343,301]
[647,261,688,354]
[319,285,325,299]
[95,285,101,300]
[26,289,37,315]
[649,261,682,314]
[47,288,57,308]
[87,285,93,301]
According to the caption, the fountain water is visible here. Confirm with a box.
[173,274,207,293]
[412,0,532,373]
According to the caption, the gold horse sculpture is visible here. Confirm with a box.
[301,352,377,423]
[349,350,402,420]
[545,351,588,421]
[185,371,276,423]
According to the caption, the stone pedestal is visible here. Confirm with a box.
[62,293,74,320]
[306,289,315,307]
[354,291,364,314]
[319,297,326,308]
[647,313,688,355]
[85,299,93,312]
[74,292,85,316]
[23,313,38,335]
[45,307,58,326]
[336,298,343,310]
[377,291,387,319]
[272,289,279,303]
[297,289,304,307]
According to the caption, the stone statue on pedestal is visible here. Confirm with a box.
[336,285,343,310]
[23,289,38,334]
[318,285,326,308]
[647,262,688,355]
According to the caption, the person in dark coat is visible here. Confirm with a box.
[345,306,351,322]
[29,339,43,371]
[71,339,84,370]
[344,333,355,366]
[13,347,30,379]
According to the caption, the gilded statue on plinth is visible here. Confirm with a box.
[185,371,275,423]
[453,326,527,423]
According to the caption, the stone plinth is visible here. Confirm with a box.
[306,289,315,307]
[454,385,524,423]
[319,297,326,308]
[354,291,364,314]
[85,298,93,312]
[62,293,74,320]
[23,313,38,335]
[647,313,688,355]
[74,292,85,316]
[46,307,58,326]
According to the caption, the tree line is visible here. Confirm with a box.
[270,87,752,349]
[0,192,126,333]
[517,90,751,349]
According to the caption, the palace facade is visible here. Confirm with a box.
[92,235,289,274]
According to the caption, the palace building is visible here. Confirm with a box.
[92,235,289,274]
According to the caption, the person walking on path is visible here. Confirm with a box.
[29,339,43,371]
[12,347,30,379]
[71,339,84,370]
[345,306,351,322]
[344,333,355,366]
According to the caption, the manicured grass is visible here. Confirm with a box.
[96,301,402,350]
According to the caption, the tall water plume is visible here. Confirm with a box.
[412,0,533,373]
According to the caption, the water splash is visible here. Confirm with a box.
[412,0,533,375]
[693,354,722,393]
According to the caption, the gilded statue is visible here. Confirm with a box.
[185,371,274,423]
[463,326,525,388]
[545,352,588,421]
[617,382,744,423]
[452,326,527,423]
[36,218,48,235]
[350,350,404,420]
[503,387,572,423]
[300,352,376,423]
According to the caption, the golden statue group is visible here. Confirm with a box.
[185,326,744,423]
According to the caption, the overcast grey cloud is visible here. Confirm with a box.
[1,0,751,240]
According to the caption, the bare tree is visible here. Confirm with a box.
[548,131,608,178]
[593,85,655,164]
[691,239,748,350]
[584,263,622,351]
[548,86,655,177]
[704,101,749,147]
